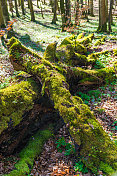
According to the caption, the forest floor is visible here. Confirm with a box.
[0,0,117,175]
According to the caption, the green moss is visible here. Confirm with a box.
[76,33,85,40]
[43,42,57,61]
[8,37,117,175]
[60,37,73,46]
[56,44,74,65]
[99,161,114,175]
[0,79,39,134]
[113,48,117,56]
[8,37,42,60]
[68,34,76,40]
[73,42,87,54]
[94,36,106,46]
[78,33,94,46]
[75,53,88,66]
[4,127,53,176]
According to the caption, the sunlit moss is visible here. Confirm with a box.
[0,79,39,134]
[4,128,53,176]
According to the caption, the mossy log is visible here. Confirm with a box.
[0,78,60,155]
[7,37,117,175]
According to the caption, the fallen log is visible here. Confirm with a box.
[6,37,117,175]
[0,77,60,155]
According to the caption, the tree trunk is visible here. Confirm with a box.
[14,0,20,17]
[89,0,94,16]
[60,0,66,31]
[18,0,21,6]
[28,0,35,21]
[21,0,25,15]
[8,0,14,17]
[75,0,79,25]
[52,0,57,24]
[7,37,117,175]
[97,0,107,32]
[1,0,10,24]
[65,0,71,26]
[0,0,5,28]
[108,0,113,32]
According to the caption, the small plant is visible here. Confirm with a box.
[55,137,75,155]
[74,160,88,174]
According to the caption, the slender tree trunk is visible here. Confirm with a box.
[1,0,10,24]
[75,0,79,25]
[21,0,25,15]
[8,0,14,17]
[65,0,71,26]
[14,0,20,17]
[105,0,108,22]
[89,0,94,16]
[28,0,35,21]
[18,0,21,6]
[52,0,57,24]
[0,0,5,28]
[108,0,113,32]
[98,0,107,32]
[60,0,66,31]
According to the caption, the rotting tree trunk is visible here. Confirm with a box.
[6,37,117,175]
[0,78,61,155]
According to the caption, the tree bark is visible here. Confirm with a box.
[65,0,71,26]
[52,0,57,24]
[6,37,117,175]
[0,0,5,28]
[108,0,113,32]
[98,0,107,32]
[21,0,25,15]
[60,0,66,31]
[1,0,10,24]
[89,0,94,16]
[8,0,14,17]
[28,0,35,21]
[14,0,20,17]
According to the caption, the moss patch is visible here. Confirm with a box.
[4,127,53,176]
[0,79,39,134]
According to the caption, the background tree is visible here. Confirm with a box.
[14,0,20,17]
[65,0,71,26]
[108,0,113,32]
[28,0,35,21]
[1,0,10,24]
[52,0,57,24]
[98,0,107,32]
[21,0,25,15]
[60,0,66,31]
[89,0,94,16]
[0,0,5,28]
[8,0,14,17]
